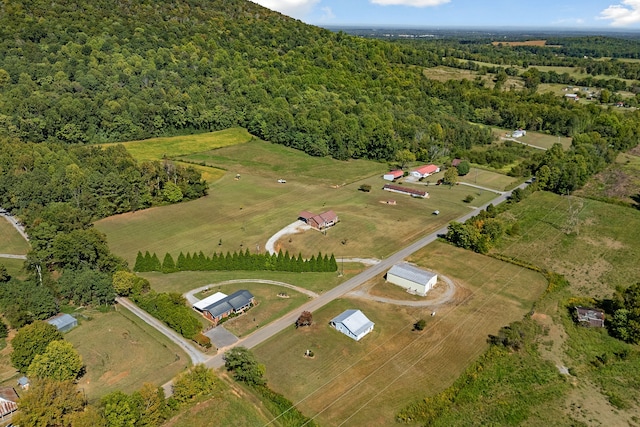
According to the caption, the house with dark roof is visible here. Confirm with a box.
[194,290,255,325]
[330,309,375,341]
[383,184,428,198]
[575,307,605,328]
[387,263,437,296]
[0,386,19,419]
[46,313,78,332]
[299,210,339,230]
[410,164,440,178]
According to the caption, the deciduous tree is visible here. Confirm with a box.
[27,340,83,381]
[11,321,63,373]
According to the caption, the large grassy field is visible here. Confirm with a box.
[102,128,254,162]
[0,258,27,281]
[458,167,520,191]
[254,241,547,426]
[97,139,498,264]
[66,308,189,402]
[493,191,640,297]
[0,218,29,255]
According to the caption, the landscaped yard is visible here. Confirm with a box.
[0,217,29,255]
[66,308,189,402]
[254,241,547,426]
[194,282,312,337]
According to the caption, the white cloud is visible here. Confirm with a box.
[370,0,450,7]
[320,6,336,20]
[599,0,640,26]
[251,0,320,18]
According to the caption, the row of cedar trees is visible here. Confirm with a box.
[134,249,338,273]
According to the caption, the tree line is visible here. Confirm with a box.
[134,249,339,274]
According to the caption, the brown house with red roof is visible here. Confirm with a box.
[299,210,339,230]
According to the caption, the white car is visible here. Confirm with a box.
[277,179,287,183]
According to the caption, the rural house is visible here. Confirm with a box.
[330,309,375,341]
[193,290,255,325]
[383,170,404,181]
[46,313,78,332]
[575,306,605,328]
[0,387,19,419]
[299,210,339,230]
[410,164,440,178]
[387,263,437,296]
[383,184,428,198]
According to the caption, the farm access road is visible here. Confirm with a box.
[203,181,530,369]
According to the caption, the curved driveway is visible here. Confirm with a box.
[348,273,456,307]
[185,279,319,304]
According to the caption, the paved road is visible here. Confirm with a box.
[204,183,527,369]
[115,297,208,365]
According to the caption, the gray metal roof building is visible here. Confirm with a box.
[46,313,78,332]
[387,263,438,296]
[330,309,375,341]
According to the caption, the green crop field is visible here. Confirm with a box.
[493,191,640,297]
[66,308,189,402]
[102,128,254,162]
[254,241,547,426]
[97,140,496,264]
[0,218,29,255]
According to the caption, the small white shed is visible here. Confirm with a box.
[387,263,437,296]
[330,309,374,341]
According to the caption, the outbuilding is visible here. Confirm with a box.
[46,313,78,332]
[383,170,404,181]
[387,263,437,296]
[330,309,375,341]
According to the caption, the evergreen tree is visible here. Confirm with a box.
[133,251,145,272]
[176,252,186,271]
[322,254,330,272]
[224,252,232,270]
[144,251,154,272]
[161,253,176,273]
[306,255,315,272]
[197,251,207,271]
[296,253,305,273]
[210,252,219,270]
[150,253,162,272]
[184,252,194,270]
[329,254,338,272]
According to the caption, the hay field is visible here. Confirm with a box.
[97,139,496,264]
[254,241,547,426]
[66,308,189,402]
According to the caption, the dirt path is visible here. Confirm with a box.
[0,254,27,260]
[347,272,456,307]
[265,220,311,254]
[184,279,319,304]
[500,136,548,151]
[458,182,505,195]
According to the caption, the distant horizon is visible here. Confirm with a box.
[251,1,640,31]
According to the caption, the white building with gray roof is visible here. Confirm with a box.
[330,309,375,341]
[386,263,437,296]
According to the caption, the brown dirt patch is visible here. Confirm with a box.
[554,257,614,298]
[579,235,626,250]
[628,144,640,157]
[98,370,130,385]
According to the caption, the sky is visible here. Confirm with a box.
[251,0,640,29]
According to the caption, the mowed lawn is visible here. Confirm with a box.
[0,217,29,254]
[493,191,640,297]
[97,139,497,264]
[101,128,254,162]
[66,308,189,402]
[254,241,547,426]
[0,258,27,280]
[458,167,520,191]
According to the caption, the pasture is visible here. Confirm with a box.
[97,139,496,264]
[254,241,547,426]
[493,191,640,297]
[574,149,640,206]
[66,308,189,402]
[102,128,253,162]
[0,217,29,255]
[195,282,312,337]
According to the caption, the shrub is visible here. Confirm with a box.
[193,333,213,349]
[463,194,475,203]
[359,184,372,192]
[414,319,426,331]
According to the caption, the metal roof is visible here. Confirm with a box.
[193,292,227,311]
[203,290,254,318]
[46,313,77,330]
[388,263,436,286]
[331,309,374,337]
